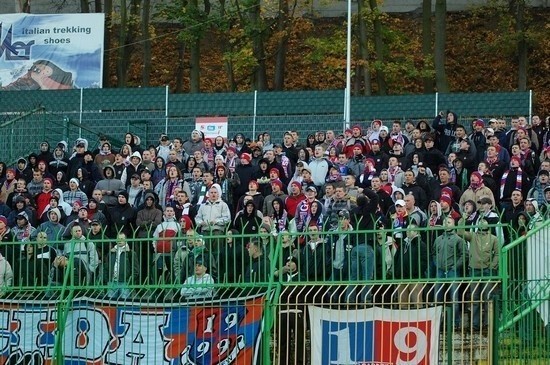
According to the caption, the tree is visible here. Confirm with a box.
[510,0,527,91]
[422,0,434,93]
[368,0,387,95]
[141,0,152,86]
[273,0,291,90]
[115,0,141,87]
[356,0,372,95]
[434,0,449,92]
[160,0,209,93]
[247,0,269,90]
[103,0,113,87]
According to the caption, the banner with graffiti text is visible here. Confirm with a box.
[0,13,104,90]
[309,305,443,365]
[0,295,264,365]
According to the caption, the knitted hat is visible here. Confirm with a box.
[271,180,283,189]
[440,194,452,206]
[69,178,79,187]
[118,191,129,200]
[291,181,302,190]
[511,156,522,166]
[240,153,252,162]
[470,171,482,182]
[474,119,485,128]
[0,216,7,226]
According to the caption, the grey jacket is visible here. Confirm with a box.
[434,231,467,271]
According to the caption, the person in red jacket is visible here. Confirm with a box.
[285,181,305,219]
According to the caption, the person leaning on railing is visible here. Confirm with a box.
[456,217,499,331]
[433,217,468,329]
[103,233,139,300]
[392,224,428,309]
[0,251,13,297]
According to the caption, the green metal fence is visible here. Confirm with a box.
[1,221,547,364]
[0,88,531,166]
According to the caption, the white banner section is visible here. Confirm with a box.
[308,305,443,365]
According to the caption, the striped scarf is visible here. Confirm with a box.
[500,167,522,199]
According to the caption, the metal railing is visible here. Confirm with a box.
[1,221,545,364]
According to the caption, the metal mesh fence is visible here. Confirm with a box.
[0,221,546,363]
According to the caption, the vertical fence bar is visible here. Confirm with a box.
[79,88,83,138]
[165,85,169,134]
[435,92,439,117]
[345,0,352,130]
[252,90,258,139]
[529,90,533,123]
[343,87,348,133]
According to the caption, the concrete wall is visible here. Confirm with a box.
[1,0,549,16]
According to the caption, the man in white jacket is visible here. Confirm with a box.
[195,184,231,254]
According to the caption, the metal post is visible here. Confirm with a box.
[344,0,352,130]
[528,90,533,123]
[79,88,83,138]
[165,85,169,134]
[435,92,439,117]
[253,90,258,139]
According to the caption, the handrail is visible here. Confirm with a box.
[0,106,45,128]
[62,117,125,149]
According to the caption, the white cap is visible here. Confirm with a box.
[395,199,406,207]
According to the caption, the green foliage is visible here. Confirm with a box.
[157,0,210,42]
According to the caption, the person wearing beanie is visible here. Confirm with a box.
[285,181,306,219]
[262,180,288,217]
[34,176,55,220]
[499,155,531,210]
[233,153,256,209]
[527,169,550,208]
[134,191,162,281]
[12,211,37,245]
[459,171,495,208]
[182,130,205,155]
[233,199,263,235]
[107,191,136,237]
[0,168,17,205]
[63,178,88,207]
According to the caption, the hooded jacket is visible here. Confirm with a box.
[95,165,125,207]
[432,111,459,153]
[51,188,71,216]
[34,208,65,242]
[195,184,231,233]
[120,152,144,187]
[136,192,163,237]
[16,157,33,183]
[107,198,136,237]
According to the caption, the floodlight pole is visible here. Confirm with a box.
[344,0,352,131]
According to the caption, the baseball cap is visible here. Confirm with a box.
[305,186,317,193]
[395,199,406,207]
[338,209,350,219]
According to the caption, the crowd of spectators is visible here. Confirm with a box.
[0,113,548,308]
